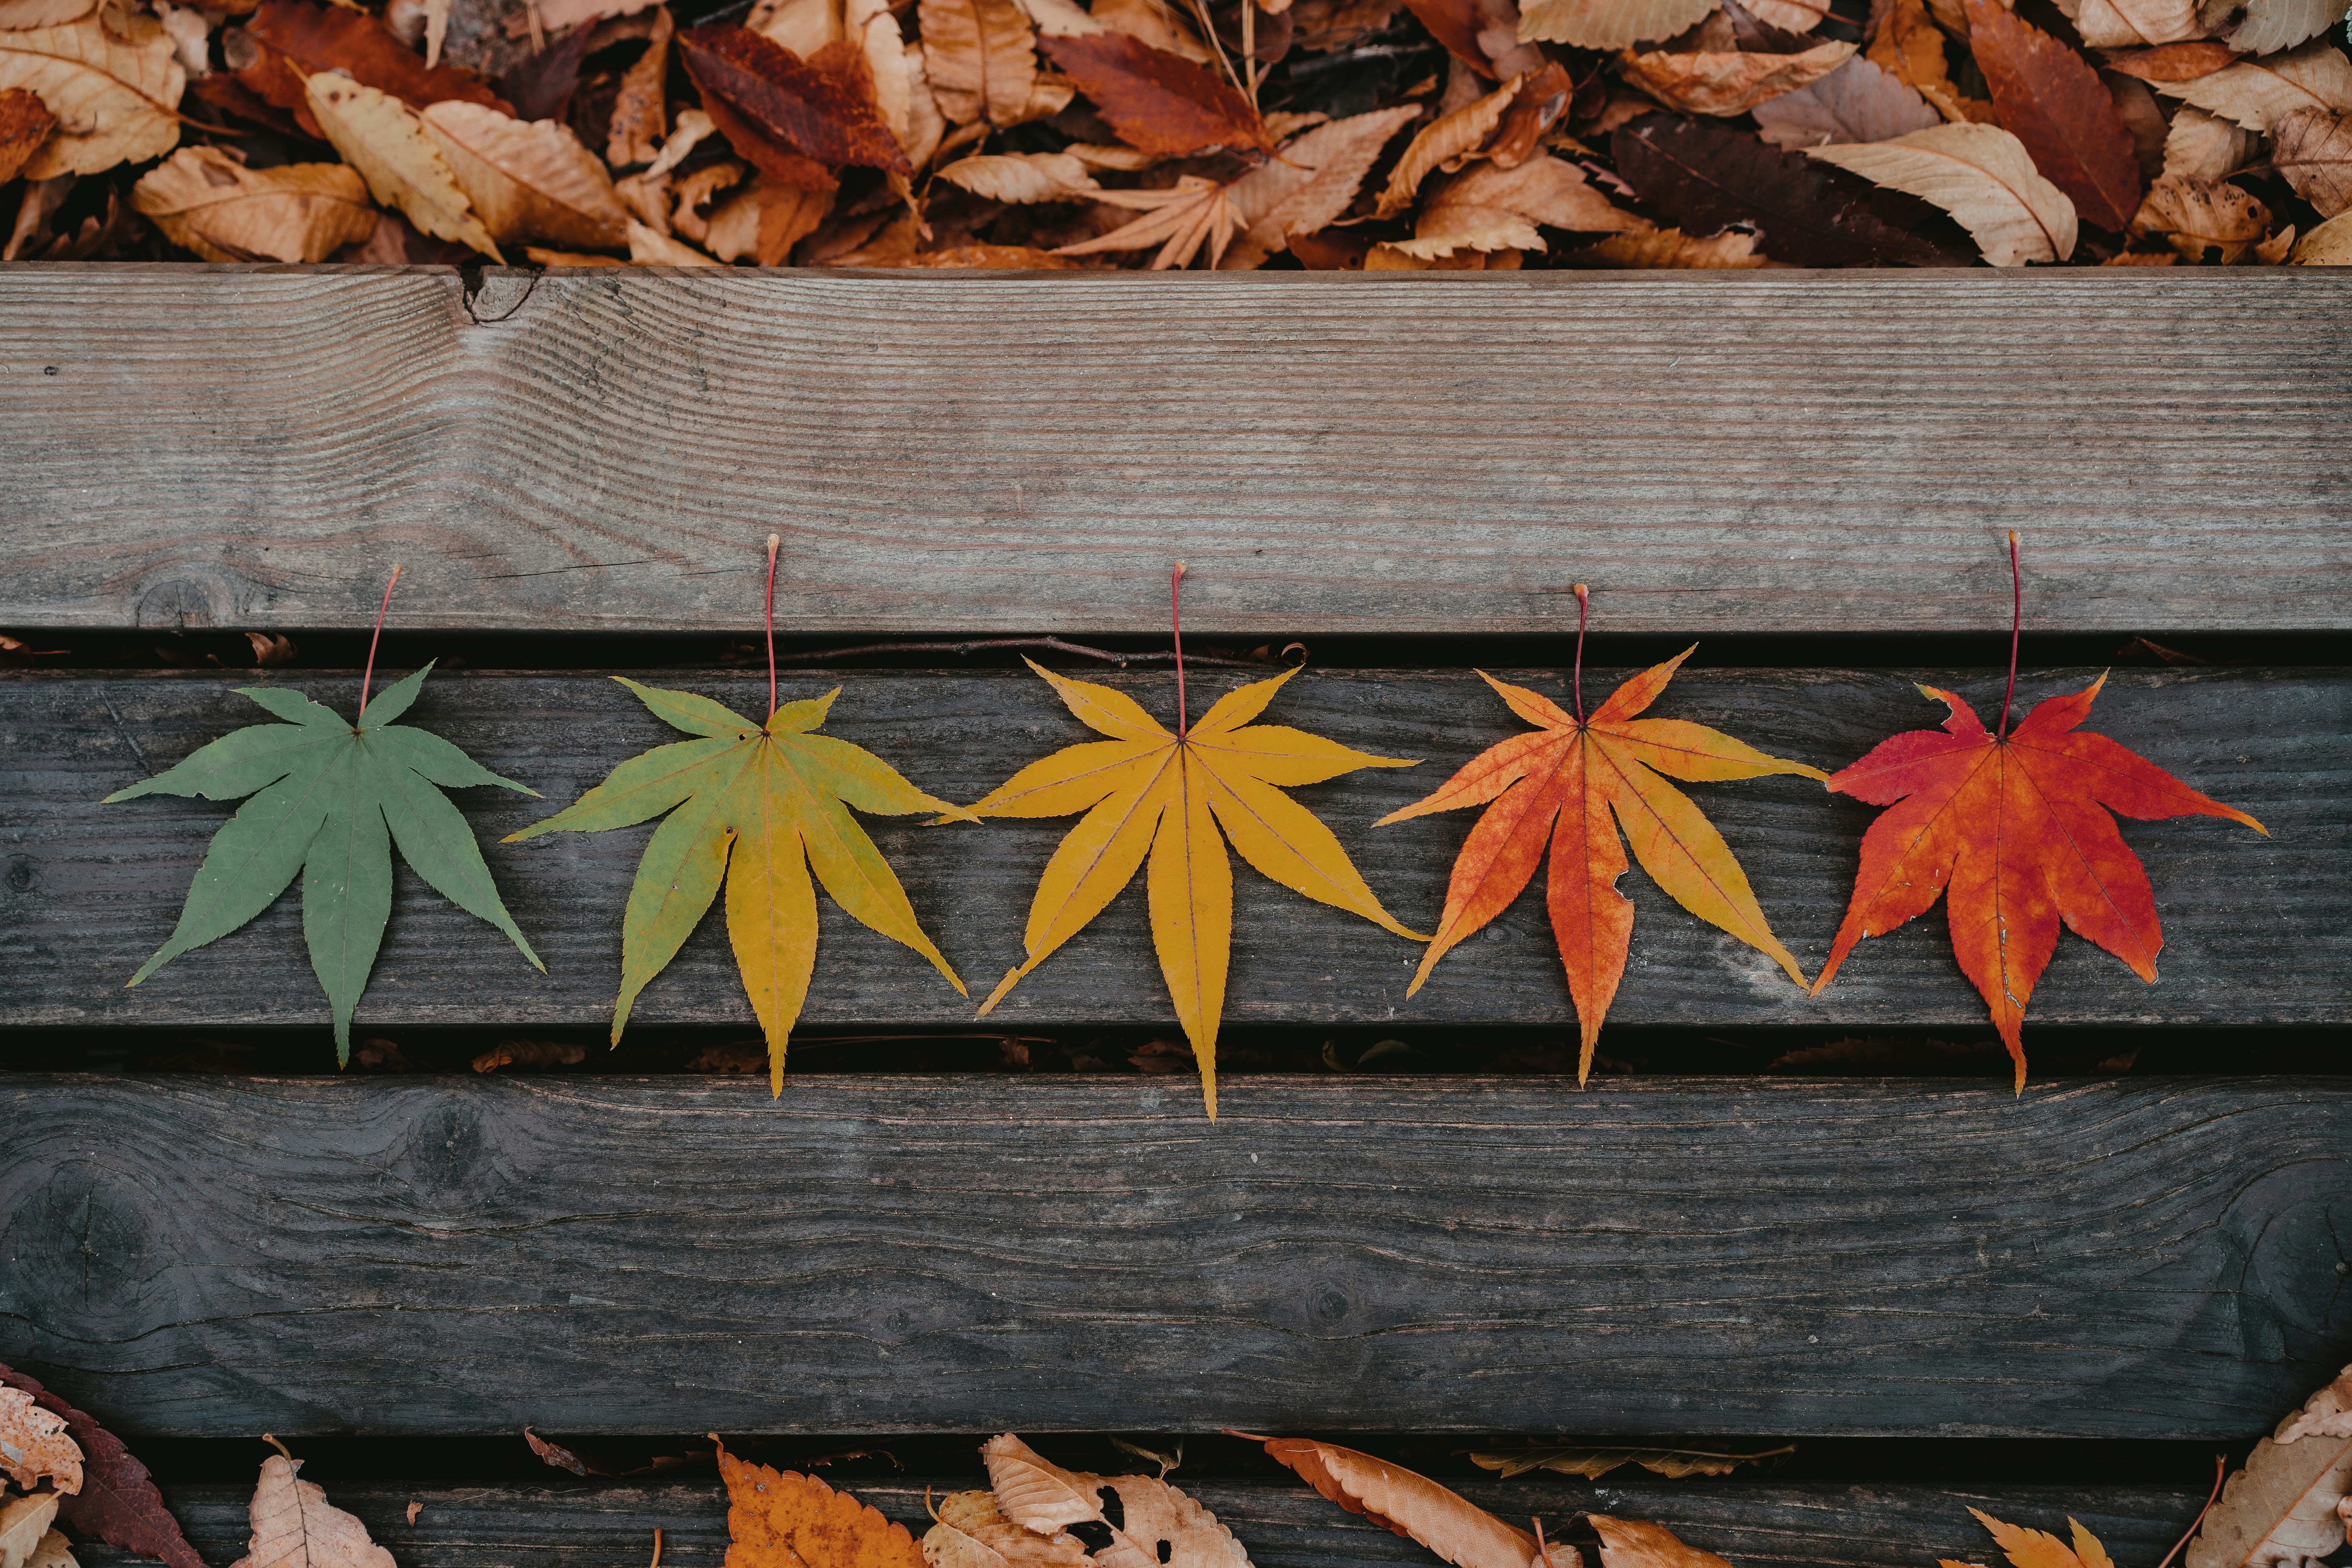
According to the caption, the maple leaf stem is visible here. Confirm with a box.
[1571,583,1589,724]
[356,563,402,725]
[1998,529,2021,740]
[2152,1454,2227,1568]
[1172,559,1189,737]
[764,532,782,722]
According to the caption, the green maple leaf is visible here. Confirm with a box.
[106,662,543,1060]
[505,679,973,1093]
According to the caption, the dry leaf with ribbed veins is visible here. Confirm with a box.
[705,175,831,260]
[970,655,1418,1118]
[1414,153,1650,248]
[1519,0,1717,49]
[1,1495,61,1568]
[1091,0,1215,60]
[1742,0,1829,26]
[921,0,1036,124]
[1376,70,1517,214]
[1867,0,1993,120]
[1964,0,2140,228]
[1016,0,1104,33]
[938,149,1100,198]
[1752,56,1939,145]
[307,75,502,258]
[2154,39,2352,125]
[132,145,376,261]
[0,1390,80,1496]
[1404,0,1494,73]
[914,240,1085,263]
[2222,0,2345,55]
[1250,1437,1546,1568]
[1055,173,1241,265]
[1470,1443,1793,1481]
[2067,0,2200,46]
[980,1435,1249,1568]
[608,4,673,165]
[684,25,912,175]
[2274,106,2352,213]
[1810,121,2075,261]
[0,1367,196,1568]
[922,1490,1091,1568]
[2161,103,2255,175]
[1378,651,1817,1080]
[2187,1365,2352,1568]
[1586,1517,1734,1567]
[227,1456,394,1568]
[1038,31,1271,152]
[2105,40,2241,77]
[422,102,628,249]
[1381,217,1540,256]
[717,1441,925,1568]
[1613,113,1937,262]
[0,91,57,185]
[1219,103,1419,266]
[241,0,508,136]
[0,15,182,179]
[2131,167,2269,256]
[1561,223,1775,262]
[0,0,92,27]
[1618,38,1852,113]
[1938,1507,2118,1568]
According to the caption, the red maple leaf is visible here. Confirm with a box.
[1812,538,2265,1088]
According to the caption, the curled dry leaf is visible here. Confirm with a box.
[2152,38,2352,127]
[1617,37,1852,114]
[921,1490,1090,1568]
[2162,103,2256,176]
[421,101,629,249]
[608,4,674,166]
[1809,120,2076,263]
[0,1388,81,1495]
[307,73,504,260]
[0,1366,199,1568]
[1376,69,1517,215]
[2273,106,2352,214]
[1560,223,1774,262]
[704,176,832,260]
[2066,0,2200,47]
[1055,173,1242,266]
[920,0,1036,125]
[132,144,376,261]
[1964,0,2140,229]
[1517,0,1719,50]
[0,14,183,180]
[1751,55,1940,145]
[1038,31,1272,153]
[1868,0,1991,121]
[937,149,1100,200]
[1587,1515,1735,1567]
[1252,1437,1540,1568]
[2186,1362,2352,1568]
[716,1439,926,1568]
[0,89,58,185]
[2222,0,2347,56]
[1220,102,1419,265]
[980,1434,1250,1568]
[2129,167,2270,257]
[227,1455,395,1568]
[1410,153,1650,252]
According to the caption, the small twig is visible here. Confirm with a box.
[771,635,1284,670]
[2152,1454,2227,1568]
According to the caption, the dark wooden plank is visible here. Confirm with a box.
[3,665,2334,1033]
[76,1476,2211,1568]
[6,1074,2347,1440]
[4,266,2349,637]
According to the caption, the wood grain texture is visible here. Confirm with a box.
[2,265,2348,636]
[72,1476,2212,1568]
[3,665,2330,1035]
[5,1074,2347,1441]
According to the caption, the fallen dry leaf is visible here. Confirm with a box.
[704,174,831,260]
[241,0,508,136]
[1406,152,1650,252]
[980,1435,1249,1568]
[2153,39,2352,129]
[1379,642,1817,1079]
[937,148,1100,199]
[1586,1516,1735,1567]
[717,1439,926,1568]
[0,1365,200,1568]
[913,240,1084,263]
[921,1490,1090,1568]
[2292,205,2352,258]
[1938,1507,2120,1568]
[920,0,1036,125]
[2187,1364,2352,1568]
[2222,0,2346,55]
[1614,112,1937,263]
[1220,103,1418,266]
[1056,172,1241,266]
[2067,0,2200,47]
[2269,104,2352,214]
[422,100,629,249]
[0,1496,60,1568]
[2103,40,2242,78]
[0,90,58,185]
[1809,121,2075,263]
[2161,103,2257,176]
[0,14,183,179]
[682,24,912,182]
[245,633,298,668]
[1559,223,1774,262]
[1469,1443,1794,1480]
[2131,168,2270,257]
[470,1038,588,1071]
[1376,70,1518,215]
[1964,0,2139,229]
[1039,31,1272,153]
[1751,54,1940,145]
[227,1454,395,1568]
[1517,0,1719,50]
[132,143,377,261]
[23,1528,73,1568]
[0,1391,80,1496]
[0,0,93,25]
[608,4,673,165]
[307,73,504,260]
[1617,37,1852,114]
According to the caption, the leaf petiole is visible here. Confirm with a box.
[356,563,402,725]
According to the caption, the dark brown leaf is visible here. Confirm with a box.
[1401,0,1491,74]
[497,25,597,123]
[242,0,510,137]
[1965,0,2139,230]
[0,89,56,185]
[680,24,910,179]
[1037,31,1272,155]
[0,1364,202,1568]
[1611,113,1936,264]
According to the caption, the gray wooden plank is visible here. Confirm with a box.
[2,665,2332,1034]
[5,1074,2347,1441]
[3,266,2348,637]
[74,1476,2211,1568]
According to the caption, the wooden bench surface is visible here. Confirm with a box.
[2,266,2348,636]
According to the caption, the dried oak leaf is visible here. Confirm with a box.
[683,25,911,179]
[969,657,1418,1118]
[1751,55,1939,145]
[1220,102,1419,266]
[2222,0,2347,55]
[508,679,968,1092]
[1813,673,2262,1089]
[2186,1363,2352,1568]
[133,143,377,261]
[1617,37,1852,115]
[243,0,507,136]
[421,100,629,248]
[718,1441,925,1568]
[1375,70,1518,216]
[1809,121,2076,263]
[980,1435,1249,1568]
[2152,38,2352,128]
[1938,1507,2118,1568]
[1468,1443,1792,1480]
[0,1364,202,1568]
[920,0,1036,125]
[1378,652,1817,1080]
[1612,113,1936,264]
[0,14,183,179]
[1559,223,1774,262]
[922,1490,1089,1568]
[0,90,57,185]
[2273,105,2352,214]
[1039,31,1272,153]
[0,1389,81,1495]
[307,74,505,259]
[1518,0,1718,50]
[2129,167,2270,257]
[227,1455,394,1568]
[1963,0,2139,229]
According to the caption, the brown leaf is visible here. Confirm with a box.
[1402,0,1492,73]
[608,4,673,165]
[682,24,911,178]
[1752,55,1940,145]
[2161,102,2255,176]
[703,175,831,260]
[1587,1515,1735,1567]
[1375,69,1516,214]
[1413,152,1651,251]
[0,0,94,26]
[937,148,1100,198]
[920,1489,1091,1568]
[1054,172,1240,265]
[228,1454,395,1568]
[2129,168,2268,258]
[2067,0,2200,47]
[2,1495,61,1568]
[1618,37,1852,113]
[1469,1443,1794,1481]
[1517,0,1719,50]
[2272,104,2352,215]
[920,0,1036,124]
[524,1427,594,1476]
[1252,1437,1535,1568]
[1964,0,2139,229]
[307,72,504,258]
[1484,56,1570,163]
[980,1435,1249,1568]
[1219,102,1418,265]
[0,1365,203,1568]
[0,15,183,179]
[1612,112,1938,263]
[2221,0,2343,54]
[0,1389,80,1495]
[2104,69,2167,180]
[1089,0,1216,61]
[1038,31,1271,152]
[2103,40,2241,78]
[423,100,630,248]
[471,1038,589,1070]
[717,1440,927,1568]
[673,159,746,238]
[243,0,507,136]
[1559,222,1776,261]
[1809,120,2075,261]
[911,240,1084,263]
[0,89,56,184]
[2186,1364,2352,1568]
[134,144,377,261]
[1867,0,1993,121]
[2154,40,2352,129]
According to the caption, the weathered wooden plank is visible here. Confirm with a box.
[3,665,2332,1034]
[4,266,2348,636]
[75,1476,2211,1568]
[5,1075,2347,1440]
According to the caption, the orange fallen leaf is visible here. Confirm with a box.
[0,89,56,184]
[0,1388,81,1495]
[716,1438,924,1568]
[1054,174,1241,267]
[1038,31,1272,154]
[1936,1506,2117,1568]
[979,1436,1248,1568]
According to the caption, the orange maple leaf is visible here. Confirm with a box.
[715,1437,924,1568]
[1379,597,1822,1082]
[1936,1505,2117,1568]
